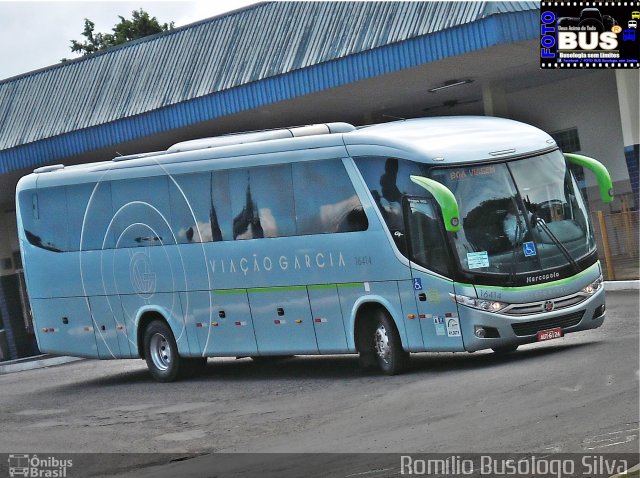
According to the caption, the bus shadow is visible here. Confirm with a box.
[68,340,601,387]
[405,340,600,373]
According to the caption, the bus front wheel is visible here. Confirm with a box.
[371,311,408,375]
[143,320,184,382]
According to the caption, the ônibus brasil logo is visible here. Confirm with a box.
[8,454,73,477]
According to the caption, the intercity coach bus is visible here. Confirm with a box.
[16,117,612,382]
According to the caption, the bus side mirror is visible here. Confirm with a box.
[409,175,461,232]
[564,153,614,203]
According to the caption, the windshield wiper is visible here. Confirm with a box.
[533,215,580,273]
[508,215,523,285]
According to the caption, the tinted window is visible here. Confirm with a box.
[229,165,295,239]
[406,199,450,277]
[111,176,175,248]
[21,187,68,252]
[18,190,38,249]
[21,183,116,252]
[21,159,368,252]
[169,171,232,244]
[69,182,114,251]
[355,157,430,251]
[293,159,367,234]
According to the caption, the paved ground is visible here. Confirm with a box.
[0,291,637,477]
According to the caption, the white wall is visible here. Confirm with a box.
[506,70,630,192]
[615,70,639,147]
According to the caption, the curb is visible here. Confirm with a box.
[604,280,640,291]
[0,355,84,375]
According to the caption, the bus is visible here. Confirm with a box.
[16,117,612,382]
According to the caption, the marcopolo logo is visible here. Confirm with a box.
[8,454,73,478]
[540,1,640,68]
[526,272,560,284]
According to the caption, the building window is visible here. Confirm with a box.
[551,127,581,153]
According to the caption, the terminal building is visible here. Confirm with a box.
[0,1,637,359]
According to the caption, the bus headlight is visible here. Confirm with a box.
[581,276,603,295]
[449,293,508,313]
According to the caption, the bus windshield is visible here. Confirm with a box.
[431,151,596,278]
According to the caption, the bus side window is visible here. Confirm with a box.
[229,165,296,240]
[354,156,430,252]
[20,187,68,252]
[111,176,175,248]
[292,159,367,234]
[67,182,114,251]
[169,171,232,243]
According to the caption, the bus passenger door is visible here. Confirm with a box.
[404,197,464,352]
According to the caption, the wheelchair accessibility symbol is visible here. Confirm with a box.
[523,241,537,257]
[413,278,423,291]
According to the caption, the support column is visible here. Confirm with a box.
[615,70,640,208]
[482,81,509,118]
[362,112,375,125]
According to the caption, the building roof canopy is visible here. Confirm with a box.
[0,1,538,175]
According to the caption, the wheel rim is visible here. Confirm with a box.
[374,324,391,363]
[149,332,172,371]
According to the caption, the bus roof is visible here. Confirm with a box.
[344,116,556,163]
[19,116,556,189]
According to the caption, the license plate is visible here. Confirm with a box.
[537,327,563,342]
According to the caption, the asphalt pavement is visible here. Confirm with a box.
[0,290,637,478]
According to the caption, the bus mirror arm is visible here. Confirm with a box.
[564,153,614,203]
[409,175,461,232]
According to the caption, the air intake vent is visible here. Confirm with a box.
[167,122,355,153]
[33,164,64,173]
[511,311,584,336]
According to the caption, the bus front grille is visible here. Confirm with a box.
[511,311,585,336]
[501,293,587,316]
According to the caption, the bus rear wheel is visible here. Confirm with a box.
[371,311,408,375]
[143,320,185,382]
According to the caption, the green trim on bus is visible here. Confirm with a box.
[457,262,600,292]
[213,283,364,295]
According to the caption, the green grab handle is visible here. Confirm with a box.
[410,175,461,232]
[564,153,614,203]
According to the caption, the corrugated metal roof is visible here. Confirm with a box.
[0,1,538,173]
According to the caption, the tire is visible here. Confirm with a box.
[492,344,519,355]
[371,311,408,375]
[143,320,185,382]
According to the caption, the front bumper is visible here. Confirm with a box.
[460,287,606,352]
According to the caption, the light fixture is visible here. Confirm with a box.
[428,79,474,93]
